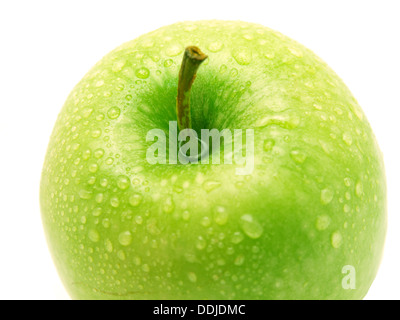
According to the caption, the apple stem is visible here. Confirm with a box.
[176,46,208,131]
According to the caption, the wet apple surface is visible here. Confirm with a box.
[40,20,386,299]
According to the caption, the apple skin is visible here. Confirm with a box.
[40,20,386,300]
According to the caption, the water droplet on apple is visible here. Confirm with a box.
[208,41,224,52]
[95,193,104,203]
[164,59,173,68]
[344,177,352,187]
[231,232,244,244]
[185,252,197,263]
[99,178,108,187]
[79,189,92,200]
[219,64,227,74]
[147,218,161,235]
[89,176,98,187]
[142,264,150,273]
[275,280,283,288]
[112,60,126,72]
[95,113,105,121]
[182,211,190,221]
[255,114,300,129]
[188,272,197,283]
[91,129,102,139]
[312,103,323,110]
[331,231,343,249]
[201,217,211,227]
[82,107,94,118]
[163,196,175,213]
[105,157,114,165]
[129,193,142,207]
[230,68,238,78]
[242,33,253,40]
[214,206,228,225]
[117,250,126,261]
[105,239,113,253]
[217,259,226,266]
[290,150,307,164]
[232,47,252,65]
[110,197,120,208]
[166,44,183,57]
[264,51,275,59]
[83,149,91,160]
[88,229,100,242]
[203,180,221,192]
[342,132,353,146]
[92,207,102,217]
[319,140,333,155]
[102,218,110,228]
[316,215,331,231]
[88,177,96,185]
[288,46,303,57]
[234,254,245,266]
[240,215,263,239]
[131,166,144,174]
[89,163,98,173]
[173,185,183,193]
[263,139,275,152]
[235,181,244,189]
[196,236,207,250]
[135,67,150,79]
[320,188,334,205]
[107,107,121,119]
[94,148,105,159]
[134,215,143,225]
[117,175,130,190]
[355,181,363,198]
[116,83,125,91]
[118,231,132,246]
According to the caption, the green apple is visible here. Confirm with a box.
[40,20,386,300]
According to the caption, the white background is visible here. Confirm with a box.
[0,0,399,300]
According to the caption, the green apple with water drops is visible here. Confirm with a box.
[40,20,386,299]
